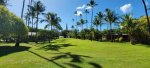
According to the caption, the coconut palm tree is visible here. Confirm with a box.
[80,19,85,30]
[84,9,89,29]
[87,0,98,28]
[142,0,150,33]
[93,16,99,30]
[121,14,138,44]
[97,12,104,31]
[29,5,36,36]
[21,0,25,19]
[41,12,62,30]
[74,11,78,30]
[41,12,62,43]
[33,1,45,43]
[105,8,118,41]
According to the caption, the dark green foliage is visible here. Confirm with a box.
[0,0,8,6]
[0,6,29,46]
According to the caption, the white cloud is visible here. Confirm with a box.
[76,4,86,10]
[85,6,92,10]
[120,4,132,13]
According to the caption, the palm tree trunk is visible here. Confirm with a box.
[26,17,28,26]
[107,23,109,30]
[142,0,150,33]
[82,24,83,30]
[15,36,20,47]
[31,16,34,36]
[110,23,113,42]
[96,25,98,31]
[100,25,102,32]
[21,0,25,18]
[86,13,88,29]
[51,23,52,30]
[91,8,94,28]
[28,18,30,27]
[36,13,39,43]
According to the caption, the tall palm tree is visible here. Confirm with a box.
[72,18,75,29]
[121,14,137,44]
[97,12,104,31]
[33,1,45,43]
[29,5,36,36]
[84,9,89,29]
[142,0,150,33]
[87,0,98,28]
[41,12,62,43]
[41,12,62,30]
[21,0,25,18]
[80,19,85,30]
[74,11,78,30]
[93,16,99,30]
[105,8,118,41]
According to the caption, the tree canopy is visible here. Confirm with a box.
[0,5,28,38]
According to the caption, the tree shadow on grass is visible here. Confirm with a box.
[88,62,102,68]
[28,50,102,68]
[0,46,30,57]
[28,50,66,68]
[51,52,92,63]
[28,42,102,68]
[37,44,75,51]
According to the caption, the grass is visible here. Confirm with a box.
[0,38,150,68]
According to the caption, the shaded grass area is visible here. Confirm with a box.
[0,46,30,57]
[0,38,150,68]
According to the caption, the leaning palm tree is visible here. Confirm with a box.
[87,0,98,28]
[33,1,45,43]
[97,12,104,31]
[142,0,150,33]
[105,8,118,41]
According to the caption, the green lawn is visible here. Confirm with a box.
[0,38,150,68]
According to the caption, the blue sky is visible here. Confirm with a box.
[7,0,150,30]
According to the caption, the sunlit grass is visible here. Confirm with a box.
[0,38,150,68]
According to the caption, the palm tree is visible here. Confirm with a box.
[21,0,25,18]
[97,12,104,31]
[121,14,138,44]
[80,19,85,30]
[93,16,99,30]
[29,5,36,36]
[33,1,45,43]
[41,12,62,43]
[87,0,98,28]
[41,12,61,30]
[74,11,78,30]
[105,8,118,41]
[84,9,89,29]
[72,18,76,30]
[142,0,150,33]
